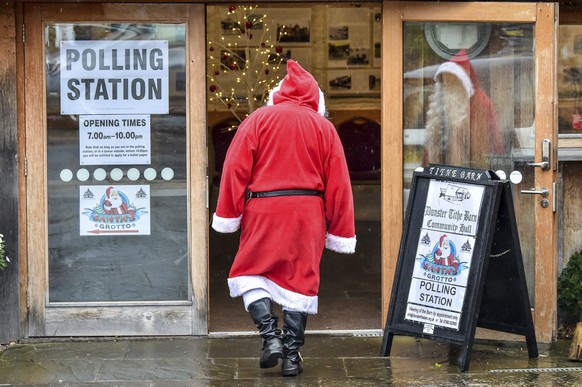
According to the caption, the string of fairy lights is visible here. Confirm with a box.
[207,5,289,122]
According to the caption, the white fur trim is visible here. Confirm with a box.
[211,213,241,233]
[325,233,356,254]
[434,61,474,97]
[317,88,326,116]
[228,275,318,314]
[266,80,283,106]
[267,80,326,117]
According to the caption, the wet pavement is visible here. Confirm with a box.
[0,332,581,386]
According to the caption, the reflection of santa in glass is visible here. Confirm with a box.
[434,234,458,270]
[423,49,505,169]
[103,186,133,217]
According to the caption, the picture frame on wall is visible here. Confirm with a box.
[327,7,372,68]
[327,69,381,97]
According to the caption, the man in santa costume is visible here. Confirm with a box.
[434,234,459,271]
[103,186,134,219]
[423,49,505,169]
[212,60,356,377]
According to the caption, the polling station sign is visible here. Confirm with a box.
[381,165,538,372]
[60,40,169,115]
[404,180,483,330]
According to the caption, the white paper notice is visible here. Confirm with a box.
[80,185,150,236]
[405,180,484,330]
[79,115,151,165]
[60,40,169,115]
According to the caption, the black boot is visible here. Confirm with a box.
[281,310,308,377]
[247,298,284,368]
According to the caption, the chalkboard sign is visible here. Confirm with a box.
[381,164,538,371]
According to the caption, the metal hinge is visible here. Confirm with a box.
[24,157,27,176]
[22,24,25,44]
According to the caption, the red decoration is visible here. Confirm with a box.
[275,46,283,54]
[261,42,266,48]
[209,85,217,93]
[245,21,253,29]
[229,63,238,71]
[209,46,214,52]
[227,103,232,109]
[228,5,236,12]
[265,69,270,75]
[215,70,220,76]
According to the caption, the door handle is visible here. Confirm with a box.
[520,187,549,197]
[527,138,551,171]
[527,161,549,170]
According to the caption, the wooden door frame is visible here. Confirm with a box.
[381,1,558,343]
[23,3,208,336]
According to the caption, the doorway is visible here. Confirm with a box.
[206,4,383,332]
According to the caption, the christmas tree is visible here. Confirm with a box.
[208,5,287,122]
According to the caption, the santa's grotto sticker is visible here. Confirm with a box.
[80,185,150,236]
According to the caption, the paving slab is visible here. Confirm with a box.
[0,335,581,385]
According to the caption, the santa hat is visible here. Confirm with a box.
[267,60,326,116]
[106,186,114,198]
[434,49,475,98]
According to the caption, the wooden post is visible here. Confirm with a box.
[0,0,21,344]
[568,322,582,360]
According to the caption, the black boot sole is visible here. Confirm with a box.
[260,350,283,368]
[282,367,303,377]
[282,359,303,376]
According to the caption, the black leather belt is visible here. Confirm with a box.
[247,189,323,199]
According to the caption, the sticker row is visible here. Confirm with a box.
[60,167,175,182]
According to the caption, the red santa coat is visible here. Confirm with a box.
[212,60,356,314]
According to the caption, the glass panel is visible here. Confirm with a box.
[559,25,582,136]
[45,23,188,302]
[403,22,536,300]
[207,4,382,331]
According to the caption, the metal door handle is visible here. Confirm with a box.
[527,161,549,170]
[520,187,549,197]
[527,139,551,171]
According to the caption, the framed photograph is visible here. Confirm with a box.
[327,69,381,96]
[263,8,312,45]
[326,7,372,68]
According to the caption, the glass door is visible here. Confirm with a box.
[382,2,558,343]
[24,4,208,336]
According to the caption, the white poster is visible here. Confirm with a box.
[60,40,169,115]
[80,185,150,236]
[405,180,484,330]
[79,115,151,165]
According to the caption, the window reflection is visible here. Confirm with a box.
[403,22,535,183]
[403,22,536,302]
[559,25,582,136]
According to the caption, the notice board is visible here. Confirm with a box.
[381,164,538,371]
